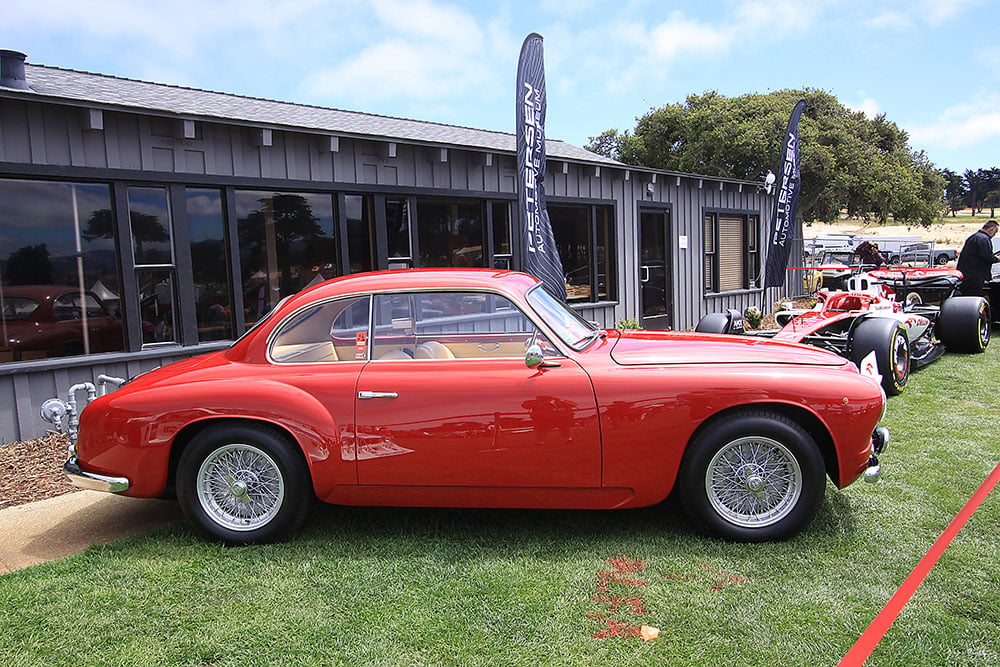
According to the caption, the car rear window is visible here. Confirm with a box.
[1,297,39,320]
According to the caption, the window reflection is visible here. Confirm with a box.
[187,189,233,341]
[137,269,177,344]
[128,187,179,346]
[0,179,124,363]
[127,186,173,265]
[549,205,592,301]
[492,202,513,269]
[416,200,484,268]
[548,204,616,302]
[236,191,337,329]
[345,194,375,274]
[385,198,411,269]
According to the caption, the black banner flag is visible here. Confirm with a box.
[763,99,806,289]
[516,33,566,301]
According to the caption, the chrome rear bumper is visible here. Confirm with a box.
[64,456,130,493]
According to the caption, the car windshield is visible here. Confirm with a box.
[821,252,854,265]
[527,286,601,350]
[1,297,39,321]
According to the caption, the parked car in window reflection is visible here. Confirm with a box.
[1,285,124,361]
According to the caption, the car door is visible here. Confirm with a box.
[354,291,601,488]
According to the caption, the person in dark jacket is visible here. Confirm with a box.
[853,241,886,267]
[956,219,1000,296]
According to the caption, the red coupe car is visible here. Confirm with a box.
[48,269,889,544]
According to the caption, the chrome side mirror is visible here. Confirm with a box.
[525,344,560,369]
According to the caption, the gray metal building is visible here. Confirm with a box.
[0,49,793,443]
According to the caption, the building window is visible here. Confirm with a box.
[703,211,761,293]
[548,203,617,302]
[492,202,513,270]
[0,178,124,363]
[595,206,614,301]
[128,186,178,345]
[186,189,233,341]
[235,191,337,329]
[385,198,412,269]
[345,194,375,274]
[416,200,485,268]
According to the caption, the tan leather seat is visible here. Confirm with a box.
[377,349,412,360]
[414,341,455,359]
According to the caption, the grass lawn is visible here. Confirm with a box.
[1,347,998,666]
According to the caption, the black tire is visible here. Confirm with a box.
[677,411,826,542]
[937,296,990,353]
[849,317,909,396]
[889,255,900,265]
[935,254,949,266]
[177,423,312,545]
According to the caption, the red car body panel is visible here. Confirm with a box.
[73,269,884,511]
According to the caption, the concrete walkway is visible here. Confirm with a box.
[0,491,182,574]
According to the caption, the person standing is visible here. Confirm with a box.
[956,219,1000,296]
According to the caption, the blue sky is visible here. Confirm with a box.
[3,0,998,173]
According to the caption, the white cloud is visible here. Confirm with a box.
[917,0,983,25]
[647,11,732,60]
[906,94,1000,148]
[846,97,881,118]
[635,1,821,66]
[8,0,335,54]
[299,0,498,106]
[858,0,982,29]
[864,10,915,30]
[978,46,1000,70]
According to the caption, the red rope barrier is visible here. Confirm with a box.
[838,461,1000,666]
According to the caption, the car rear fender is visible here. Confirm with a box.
[121,379,348,499]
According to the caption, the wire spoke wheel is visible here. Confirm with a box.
[196,443,285,532]
[705,436,803,528]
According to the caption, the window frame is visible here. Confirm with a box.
[703,209,762,294]
[546,201,618,303]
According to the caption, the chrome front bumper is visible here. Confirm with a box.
[64,456,130,493]
[864,426,890,483]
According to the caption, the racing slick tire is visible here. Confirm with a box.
[849,317,909,396]
[937,296,990,353]
[677,410,826,542]
[177,423,313,545]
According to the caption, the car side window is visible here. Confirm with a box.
[270,296,370,363]
[53,294,81,321]
[371,291,556,361]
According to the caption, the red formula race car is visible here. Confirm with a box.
[42,269,888,545]
[698,268,990,396]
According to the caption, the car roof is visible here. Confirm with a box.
[224,269,544,363]
[0,285,88,299]
[288,268,540,304]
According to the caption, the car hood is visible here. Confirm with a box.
[609,330,847,367]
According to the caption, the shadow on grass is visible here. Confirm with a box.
[273,482,863,556]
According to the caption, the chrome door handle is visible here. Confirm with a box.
[358,391,399,400]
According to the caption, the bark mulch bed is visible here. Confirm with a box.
[0,433,76,509]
